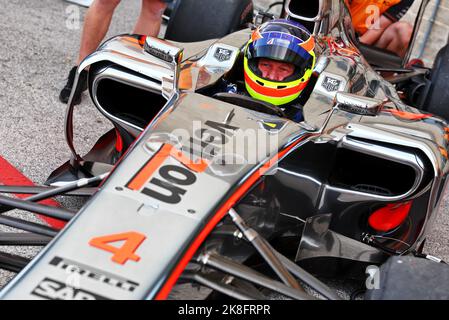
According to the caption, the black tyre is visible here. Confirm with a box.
[424,44,449,120]
[164,0,254,42]
[365,256,449,300]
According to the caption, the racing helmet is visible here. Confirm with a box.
[244,19,316,106]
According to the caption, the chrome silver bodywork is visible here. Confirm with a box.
[1,0,448,300]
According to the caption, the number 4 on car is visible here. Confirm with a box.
[89,232,146,265]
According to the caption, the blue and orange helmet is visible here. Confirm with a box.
[244,19,316,106]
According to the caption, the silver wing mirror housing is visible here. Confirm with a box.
[143,36,184,99]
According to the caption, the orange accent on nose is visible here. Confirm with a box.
[170,148,209,173]
[127,144,173,191]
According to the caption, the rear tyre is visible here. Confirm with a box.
[423,44,449,120]
[164,0,254,42]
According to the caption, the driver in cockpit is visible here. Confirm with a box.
[217,19,317,123]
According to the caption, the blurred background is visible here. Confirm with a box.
[66,0,449,66]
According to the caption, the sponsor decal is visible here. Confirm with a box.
[127,120,238,204]
[214,47,233,62]
[322,76,341,92]
[127,144,202,204]
[187,120,239,160]
[49,256,139,292]
[31,278,110,300]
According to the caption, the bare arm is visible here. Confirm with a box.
[358,15,394,45]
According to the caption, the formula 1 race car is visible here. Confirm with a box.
[1,0,449,300]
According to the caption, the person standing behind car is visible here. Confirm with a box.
[347,0,414,58]
[59,0,173,105]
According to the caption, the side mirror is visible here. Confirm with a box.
[334,92,385,116]
[144,36,184,99]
